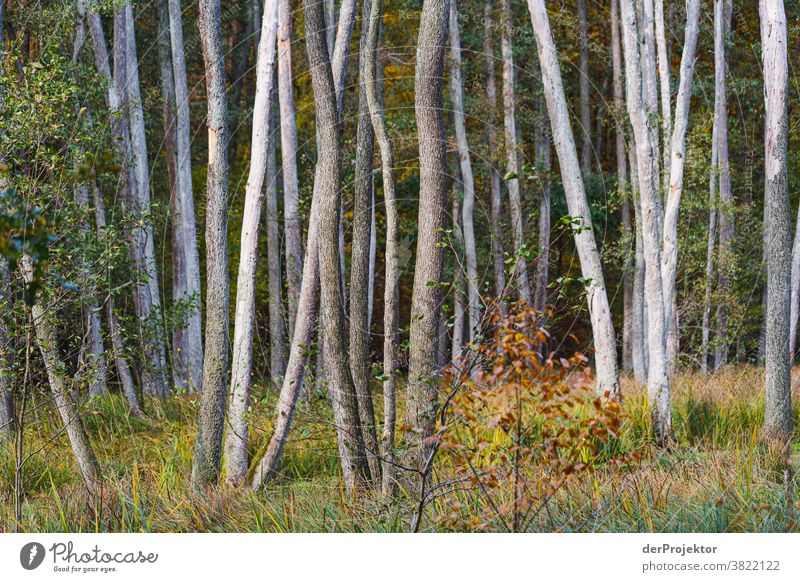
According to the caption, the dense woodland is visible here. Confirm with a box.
[0,0,798,532]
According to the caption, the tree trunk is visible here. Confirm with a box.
[527,0,620,398]
[406,0,449,475]
[701,120,719,374]
[278,0,303,336]
[533,89,551,315]
[654,0,671,184]
[448,0,479,341]
[660,0,701,373]
[451,175,466,362]
[714,0,733,371]
[168,0,204,392]
[619,0,671,441]
[577,0,591,176]
[500,0,530,304]
[629,145,648,383]
[0,257,13,438]
[191,0,231,490]
[760,0,792,441]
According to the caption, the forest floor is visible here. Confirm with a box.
[1,367,799,532]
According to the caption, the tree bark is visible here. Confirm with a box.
[701,119,719,374]
[760,0,792,441]
[654,0,671,184]
[406,0,449,475]
[0,257,13,437]
[577,0,591,176]
[533,89,551,315]
[191,0,231,490]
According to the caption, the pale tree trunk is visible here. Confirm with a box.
[364,0,398,493]
[406,0,449,475]
[278,0,303,336]
[116,3,170,398]
[224,0,279,488]
[191,0,230,490]
[527,0,620,398]
[789,203,800,360]
[714,0,733,371]
[760,0,792,441]
[630,145,648,383]
[654,0,671,183]
[577,0,591,175]
[168,0,204,392]
[448,0,479,341]
[659,0,701,373]
[533,89,551,315]
[266,93,288,383]
[612,0,633,372]
[701,121,719,374]
[500,0,530,304]
[483,0,506,307]
[22,257,101,495]
[451,175,466,362]
[304,0,368,492]
[620,0,671,441]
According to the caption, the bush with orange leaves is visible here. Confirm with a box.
[429,303,628,532]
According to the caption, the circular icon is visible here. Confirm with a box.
[20,542,46,570]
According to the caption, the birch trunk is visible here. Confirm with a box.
[630,145,648,382]
[449,0,479,340]
[168,0,204,392]
[713,0,733,371]
[660,0,701,373]
[224,0,279,487]
[278,0,303,336]
[701,121,719,374]
[533,89,551,315]
[654,0,671,183]
[577,0,591,175]
[451,175,466,362]
[760,0,792,441]
[527,0,620,398]
[406,0,449,474]
[620,0,671,441]
[191,0,230,490]
[500,0,530,304]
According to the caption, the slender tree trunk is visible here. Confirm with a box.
[761,0,792,441]
[714,0,733,371]
[0,257,13,437]
[660,0,701,373]
[620,0,671,442]
[448,0,479,341]
[406,0,449,474]
[191,0,231,490]
[701,121,719,374]
[278,0,303,336]
[224,0,279,488]
[654,0,671,184]
[629,145,648,382]
[483,0,506,308]
[527,0,619,398]
[533,89,551,315]
[22,257,101,495]
[577,0,591,175]
[168,0,204,392]
[500,0,530,304]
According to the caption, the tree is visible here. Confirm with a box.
[191,0,231,490]
[577,0,591,176]
[760,0,792,441]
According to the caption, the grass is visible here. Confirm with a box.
[0,366,798,532]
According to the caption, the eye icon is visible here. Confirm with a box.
[20,542,46,570]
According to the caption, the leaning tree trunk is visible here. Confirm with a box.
[22,257,101,496]
[406,0,449,476]
[760,0,792,441]
[500,0,530,304]
[577,0,591,176]
[527,0,620,398]
[659,0,701,374]
[448,0,479,341]
[714,0,733,371]
[191,0,231,490]
[620,0,671,442]
[224,0,279,488]
[168,0,204,392]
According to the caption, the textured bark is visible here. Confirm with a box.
[500,0,530,304]
[577,0,591,176]
[654,0,671,184]
[760,0,792,441]
[660,0,700,373]
[278,0,303,336]
[451,177,466,362]
[168,0,204,392]
[224,0,279,488]
[406,0,449,474]
[191,0,230,490]
[483,0,506,308]
[448,0,479,340]
[527,0,619,398]
[22,257,101,495]
[629,145,648,383]
[305,0,368,492]
[116,3,170,398]
[789,199,800,360]
[701,120,719,374]
[620,0,671,441]
[533,89,551,315]
[713,0,733,371]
